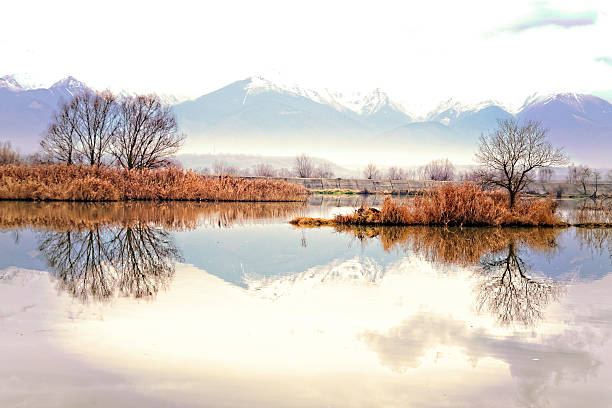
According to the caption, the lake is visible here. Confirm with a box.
[1,198,611,407]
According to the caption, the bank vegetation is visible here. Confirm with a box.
[0,165,308,202]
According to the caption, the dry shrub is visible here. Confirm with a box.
[331,183,564,227]
[0,165,308,202]
[289,217,336,226]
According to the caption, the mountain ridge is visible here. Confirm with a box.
[1,74,611,166]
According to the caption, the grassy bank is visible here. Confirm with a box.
[292,183,565,227]
[0,165,308,202]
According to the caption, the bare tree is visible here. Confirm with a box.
[277,167,293,177]
[458,169,481,182]
[41,102,78,164]
[314,162,334,178]
[213,160,238,175]
[294,153,314,178]
[111,95,184,170]
[475,119,568,209]
[423,158,455,181]
[72,90,119,166]
[363,163,381,180]
[253,163,276,177]
[41,89,119,166]
[592,170,602,199]
[567,165,592,195]
[538,167,554,183]
[387,166,406,180]
[0,141,20,165]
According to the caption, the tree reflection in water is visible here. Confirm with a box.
[0,200,307,302]
[476,241,563,328]
[333,225,565,328]
[39,224,181,302]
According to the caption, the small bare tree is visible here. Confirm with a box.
[475,119,568,209]
[567,165,593,195]
[363,163,380,180]
[423,158,455,181]
[0,141,20,165]
[387,166,407,180]
[314,162,334,178]
[253,163,276,177]
[294,153,314,178]
[212,160,238,175]
[538,167,554,183]
[111,95,184,170]
[591,170,602,199]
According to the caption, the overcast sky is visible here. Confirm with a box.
[2,0,611,114]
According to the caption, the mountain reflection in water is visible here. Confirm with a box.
[1,200,612,408]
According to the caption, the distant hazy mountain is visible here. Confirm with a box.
[173,77,414,155]
[517,93,612,165]
[1,74,611,166]
[0,75,88,152]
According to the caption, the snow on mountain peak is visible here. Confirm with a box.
[50,76,87,90]
[427,98,514,124]
[518,92,600,114]
[0,75,23,91]
[242,76,409,117]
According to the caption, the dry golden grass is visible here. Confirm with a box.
[295,183,565,227]
[0,201,306,231]
[0,164,308,202]
[334,225,562,266]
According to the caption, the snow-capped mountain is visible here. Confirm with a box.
[0,75,24,91]
[517,92,612,165]
[0,75,90,152]
[1,74,611,166]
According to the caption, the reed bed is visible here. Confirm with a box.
[291,183,565,227]
[0,165,308,202]
[0,200,305,231]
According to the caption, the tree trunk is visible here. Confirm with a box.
[509,190,517,210]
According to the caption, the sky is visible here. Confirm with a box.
[2,0,612,115]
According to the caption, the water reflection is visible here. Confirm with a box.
[2,200,612,407]
[477,242,563,327]
[334,225,563,265]
[324,226,570,328]
[0,200,307,230]
[39,224,180,302]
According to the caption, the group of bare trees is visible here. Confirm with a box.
[293,153,334,178]
[40,90,184,170]
[0,141,20,165]
[566,164,612,197]
[362,159,456,181]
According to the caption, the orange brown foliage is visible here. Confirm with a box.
[330,183,564,227]
[0,165,308,202]
[0,200,306,231]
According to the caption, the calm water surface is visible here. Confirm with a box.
[1,198,611,407]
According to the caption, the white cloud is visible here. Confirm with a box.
[1,0,611,112]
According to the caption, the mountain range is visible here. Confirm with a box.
[1,74,611,166]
